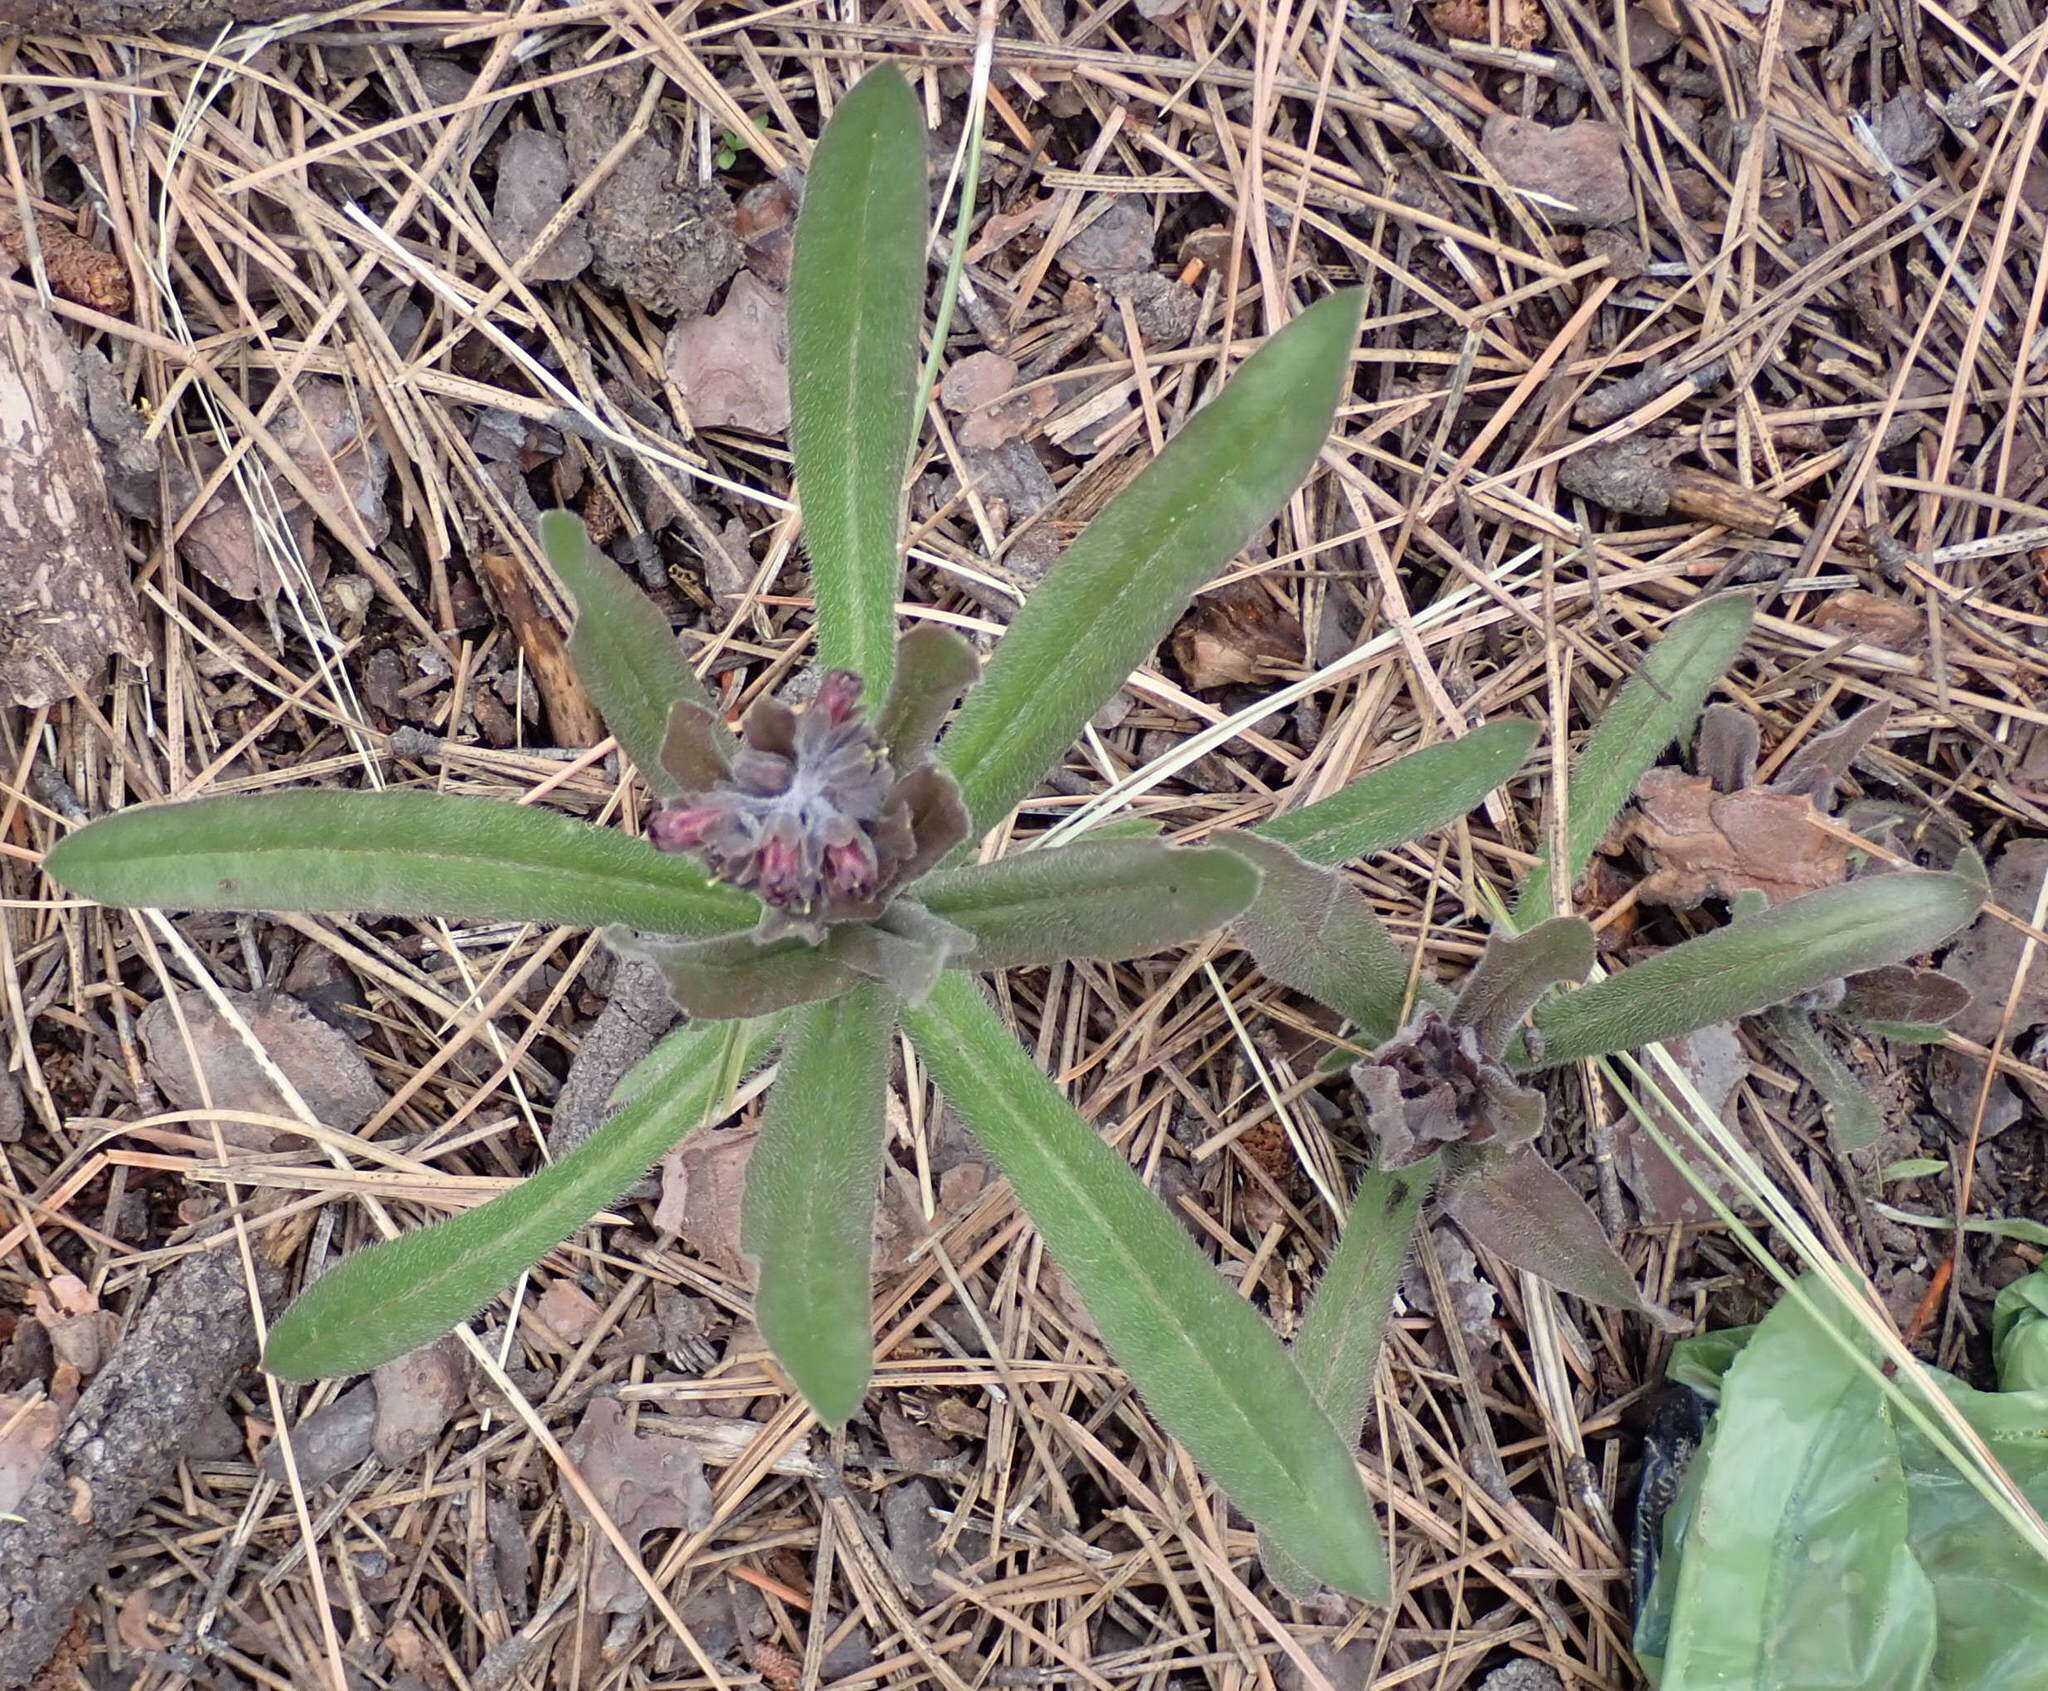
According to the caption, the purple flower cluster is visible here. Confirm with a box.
[647,669,965,939]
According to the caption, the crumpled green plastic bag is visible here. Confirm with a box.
[1637,1267,2048,1691]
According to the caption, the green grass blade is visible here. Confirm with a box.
[541,509,722,794]
[788,65,928,694]
[1256,720,1537,867]
[46,791,758,936]
[265,1017,781,1378]
[1527,871,1982,1070]
[905,973,1388,1599]
[944,290,1364,835]
[743,986,894,1425]
[917,840,1257,968]
[1513,595,1753,924]
[1262,1158,1434,1596]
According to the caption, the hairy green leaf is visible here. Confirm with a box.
[945,290,1364,834]
[1262,1157,1435,1597]
[745,987,894,1425]
[1442,1148,1672,1317]
[788,65,928,693]
[875,623,980,769]
[47,792,758,936]
[905,973,1387,1599]
[1452,917,1595,1058]
[824,903,972,1003]
[1220,832,1431,1044]
[613,928,855,1020]
[265,1017,780,1379]
[1255,719,1538,867]
[1526,871,1982,1070]
[1514,594,1754,924]
[542,509,722,792]
[1764,1008,1882,1151]
[919,840,1258,968]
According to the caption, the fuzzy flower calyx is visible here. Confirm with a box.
[647,667,968,943]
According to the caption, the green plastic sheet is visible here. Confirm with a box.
[1638,1268,2048,1691]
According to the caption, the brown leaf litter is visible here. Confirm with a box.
[664,271,789,435]
[1479,115,1634,227]
[563,1396,712,1616]
[486,128,592,284]
[1928,838,2048,1138]
[179,377,391,601]
[1624,767,1848,907]
[138,987,386,1151]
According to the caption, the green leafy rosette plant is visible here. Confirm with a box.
[43,66,1537,1600]
[1220,597,1983,1592]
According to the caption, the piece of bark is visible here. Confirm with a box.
[471,546,604,748]
[546,958,678,1158]
[0,0,299,29]
[1558,437,1787,533]
[0,1245,280,1689]
[0,288,144,708]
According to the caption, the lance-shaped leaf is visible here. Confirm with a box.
[1263,1158,1436,1597]
[1255,719,1538,867]
[918,840,1258,969]
[745,987,894,1425]
[1453,917,1595,1058]
[1514,594,1753,924]
[265,1016,781,1379]
[1525,870,1982,1071]
[875,623,979,770]
[905,973,1388,1599]
[612,928,856,1020]
[1220,832,1434,1044]
[944,290,1364,835]
[47,791,759,936]
[788,65,928,694]
[541,509,724,792]
[1763,1008,1883,1151]
[1441,1148,1675,1319]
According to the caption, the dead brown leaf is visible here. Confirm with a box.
[564,1396,712,1615]
[1480,116,1635,227]
[655,1126,756,1281]
[487,128,592,284]
[527,1279,605,1351]
[1170,580,1303,690]
[664,271,789,436]
[27,1274,114,1377]
[1613,1023,1747,1224]
[1810,589,1925,651]
[370,1336,468,1466]
[1058,197,1154,277]
[1624,767,1848,907]
[1929,838,2048,1138]
[941,350,1055,450]
[735,176,797,288]
[0,1393,61,1515]
[139,988,386,1151]
[179,377,390,600]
